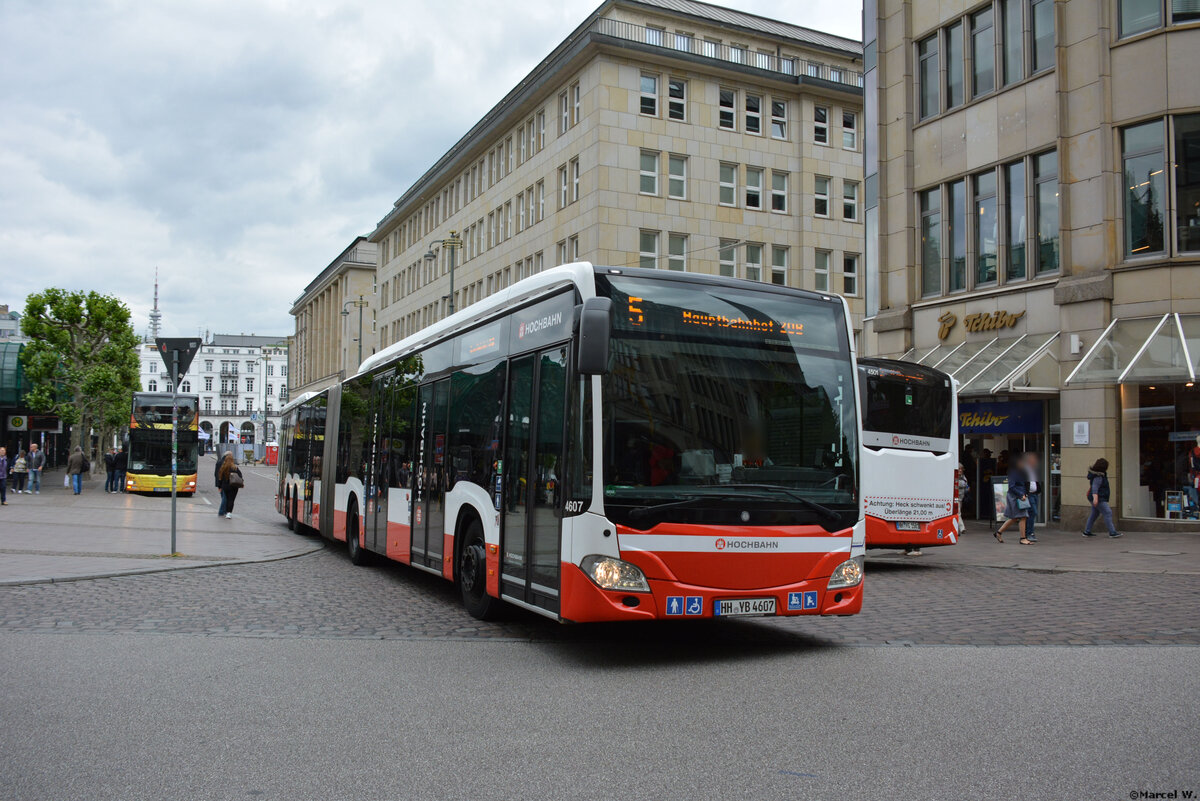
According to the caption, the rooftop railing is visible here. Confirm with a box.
[592,17,863,89]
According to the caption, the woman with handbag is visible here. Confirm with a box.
[994,450,1034,545]
[216,453,244,519]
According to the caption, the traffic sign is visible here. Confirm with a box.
[155,337,201,386]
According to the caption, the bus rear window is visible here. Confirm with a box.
[859,365,952,445]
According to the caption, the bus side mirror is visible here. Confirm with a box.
[577,297,613,376]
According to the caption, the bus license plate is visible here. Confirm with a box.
[153,487,168,493]
[714,597,776,617]
[896,521,921,531]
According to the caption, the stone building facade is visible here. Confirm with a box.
[371,0,866,348]
[862,0,1200,529]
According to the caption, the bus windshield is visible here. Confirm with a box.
[858,360,953,451]
[595,272,858,528]
[128,430,199,474]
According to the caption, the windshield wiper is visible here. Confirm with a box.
[627,494,739,521]
[723,483,842,522]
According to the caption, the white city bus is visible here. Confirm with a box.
[279,263,866,622]
[857,357,960,550]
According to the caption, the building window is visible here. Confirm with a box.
[673,30,693,51]
[812,249,832,291]
[537,111,546,150]
[148,380,157,392]
[559,91,569,134]
[1030,0,1055,72]
[1005,160,1027,280]
[667,233,687,271]
[718,88,736,130]
[668,78,686,120]
[181,381,191,393]
[770,99,787,138]
[745,94,761,135]
[771,171,788,212]
[1120,0,1162,35]
[204,377,214,391]
[639,151,659,195]
[843,180,859,221]
[266,383,273,396]
[974,170,999,284]
[814,105,828,144]
[971,8,995,97]
[570,157,580,202]
[640,74,658,116]
[948,179,967,291]
[645,25,664,46]
[246,377,254,392]
[920,188,942,296]
[1034,151,1061,271]
[918,35,939,119]
[639,230,659,269]
[1174,115,1200,253]
[843,254,859,296]
[535,251,544,273]
[204,398,212,412]
[537,180,545,221]
[668,155,687,199]
[1001,0,1023,86]
[571,82,581,125]
[744,244,762,281]
[1123,120,1166,257]
[519,127,527,164]
[527,186,536,227]
[517,191,525,232]
[946,22,965,109]
[814,176,830,217]
[557,240,567,265]
[559,165,569,209]
[842,111,857,150]
[745,168,763,209]
[204,360,213,371]
[719,162,737,206]
[719,239,737,277]
[771,246,788,285]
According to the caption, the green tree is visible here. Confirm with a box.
[20,289,142,460]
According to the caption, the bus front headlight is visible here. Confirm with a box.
[827,557,864,589]
[580,555,650,593]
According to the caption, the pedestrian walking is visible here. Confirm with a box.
[67,446,87,495]
[12,449,28,493]
[0,447,8,506]
[216,452,243,519]
[27,443,44,494]
[994,450,1033,545]
[104,447,118,493]
[115,446,127,492]
[1023,452,1042,542]
[1082,458,1122,538]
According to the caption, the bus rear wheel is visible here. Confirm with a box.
[346,502,368,566]
[459,518,500,621]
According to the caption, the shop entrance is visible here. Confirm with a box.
[958,398,1057,525]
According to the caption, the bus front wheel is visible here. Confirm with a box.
[459,518,500,621]
[287,493,296,531]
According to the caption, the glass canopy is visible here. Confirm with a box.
[1066,314,1198,385]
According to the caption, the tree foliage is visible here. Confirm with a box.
[20,288,142,452]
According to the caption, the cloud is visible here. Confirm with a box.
[0,0,860,338]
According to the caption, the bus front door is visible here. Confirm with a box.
[368,371,393,555]
[502,347,567,613]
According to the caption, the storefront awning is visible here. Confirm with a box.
[900,333,1060,396]
[1065,313,1199,385]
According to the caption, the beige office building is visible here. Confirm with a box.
[289,237,379,396]
[371,0,866,349]
[863,0,1200,529]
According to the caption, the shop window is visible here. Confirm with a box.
[1121,382,1200,520]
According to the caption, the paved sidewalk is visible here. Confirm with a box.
[868,519,1200,575]
[0,458,322,585]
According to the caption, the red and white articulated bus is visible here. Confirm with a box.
[857,357,960,552]
[278,263,865,622]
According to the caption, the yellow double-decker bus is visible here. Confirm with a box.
[126,392,200,495]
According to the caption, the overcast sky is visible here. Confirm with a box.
[0,0,861,340]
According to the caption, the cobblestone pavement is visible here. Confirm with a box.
[2,543,1198,646]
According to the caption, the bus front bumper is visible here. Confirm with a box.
[559,562,863,623]
[126,474,197,494]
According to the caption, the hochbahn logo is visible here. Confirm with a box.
[714,537,780,551]
[892,434,933,448]
[517,311,563,339]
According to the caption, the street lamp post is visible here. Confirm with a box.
[424,230,463,315]
[341,296,369,370]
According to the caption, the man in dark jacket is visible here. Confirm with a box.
[1083,458,1121,538]
[0,447,8,506]
[66,446,86,495]
[103,448,118,493]
[115,447,127,492]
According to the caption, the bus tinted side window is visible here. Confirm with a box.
[449,359,507,491]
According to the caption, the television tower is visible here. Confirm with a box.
[148,268,162,341]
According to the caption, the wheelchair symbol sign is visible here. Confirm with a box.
[685,596,703,615]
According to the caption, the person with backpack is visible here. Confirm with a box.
[67,446,87,495]
[216,452,244,519]
[1083,457,1122,538]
